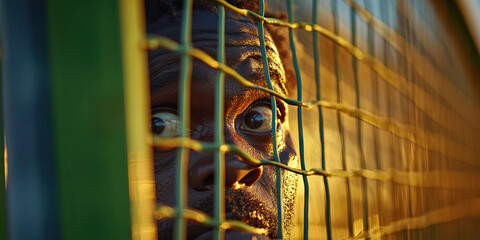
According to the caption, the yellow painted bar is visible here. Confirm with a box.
[119,0,157,239]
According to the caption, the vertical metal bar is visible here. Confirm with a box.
[402,7,422,239]
[331,0,354,236]
[399,3,413,239]
[0,13,6,239]
[214,4,226,240]
[257,0,283,238]
[119,0,157,239]
[350,4,370,235]
[312,2,332,240]
[285,0,309,239]
[1,0,61,239]
[380,2,399,237]
[363,0,382,231]
[46,0,131,238]
[175,0,193,239]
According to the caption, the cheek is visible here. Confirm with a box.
[278,131,298,168]
[278,132,299,230]
[279,133,298,191]
[255,130,298,194]
[154,151,177,205]
[225,116,274,159]
[236,133,274,156]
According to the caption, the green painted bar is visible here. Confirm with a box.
[257,0,283,238]
[285,0,309,239]
[350,5,370,234]
[331,0,354,237]
[46,0,131,239]
[312,1,332,239]
[214,4,226,240]
[175,0,193,239]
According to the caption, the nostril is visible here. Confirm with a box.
[238,168,262,186]
[193,161,263,190]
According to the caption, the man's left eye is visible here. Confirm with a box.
[151,111,179,137]
[240,105,273,133]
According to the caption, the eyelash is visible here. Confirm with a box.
[251,99,286,124]
[239,99,286,124]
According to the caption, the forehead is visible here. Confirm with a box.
[147,9,288,95]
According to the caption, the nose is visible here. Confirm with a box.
[188,153,263,191]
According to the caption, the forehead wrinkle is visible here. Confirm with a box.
[184,10,280,56]
[150,56,217,94]
[148,50,179,77]
[229,55,287,96]
[190,30,279,58]
[148,9,278,48]
[231,49,287,96]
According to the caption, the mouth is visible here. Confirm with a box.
[186,211,274,240]
[185,188,278,239]
[186,204,276,240]
[192,230,272,240]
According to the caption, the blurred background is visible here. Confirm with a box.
[267,0,480,239]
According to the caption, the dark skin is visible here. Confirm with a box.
[148,9,298,240]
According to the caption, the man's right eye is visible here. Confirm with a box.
[151,111,179,137]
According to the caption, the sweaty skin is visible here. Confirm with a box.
[148,9,298,240]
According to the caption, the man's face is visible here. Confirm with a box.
[148,9,298,240]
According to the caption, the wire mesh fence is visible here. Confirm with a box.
[145,0,480,239]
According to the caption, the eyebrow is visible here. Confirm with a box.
[148,28,287,96]
[150,58,216,93]
[149,51,287,98]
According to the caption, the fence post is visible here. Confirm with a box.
[1,0,60,239]
[46,0,132,239]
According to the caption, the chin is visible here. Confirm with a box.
[192,230,273,240]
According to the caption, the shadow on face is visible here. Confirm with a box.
[147,8,298,240]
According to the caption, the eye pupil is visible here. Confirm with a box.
[152,117,165,135]
[244,111,264,129]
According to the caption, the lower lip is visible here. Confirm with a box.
[192,230,271,240]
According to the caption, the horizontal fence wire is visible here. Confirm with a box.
[146,35,478,167]
[152,137,480,190]
[154,205,267,235]
[344,197,480,240]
